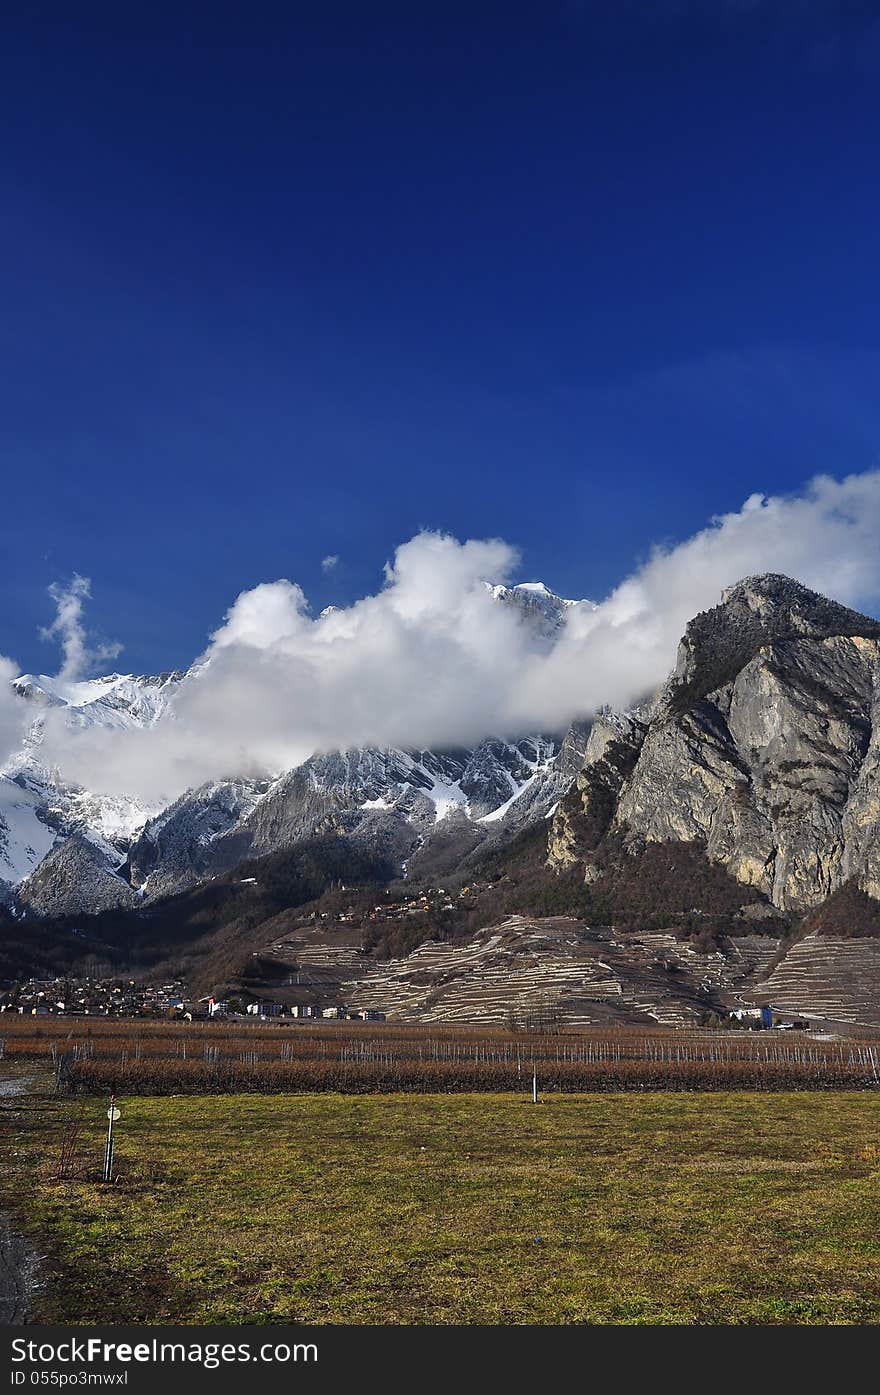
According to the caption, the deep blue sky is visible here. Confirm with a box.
[3,1,880,675]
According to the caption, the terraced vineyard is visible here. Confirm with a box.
[748,933,880,1027]
[342,918,693,1024]
[267,915,786,1027]
[265,909,880,1033]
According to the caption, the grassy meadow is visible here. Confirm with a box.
[4,1075,880,1324]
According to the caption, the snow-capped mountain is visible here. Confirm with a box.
[12,670,183,730]
[122,734,576,903]
[0,670,182,898]
[2,583,590,915]
[486,581,592,640]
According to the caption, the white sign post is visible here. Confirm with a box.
[103,1096,121,1182]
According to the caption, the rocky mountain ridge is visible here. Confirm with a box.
[1,583,588,915]
[549,573,880,914]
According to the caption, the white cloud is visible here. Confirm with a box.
[40,574,121,685]
[321,554,339,573]
[29,469,880,805]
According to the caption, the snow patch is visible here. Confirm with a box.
[0,777,59,884]
[421,773,469,822]
[479,773,539,823]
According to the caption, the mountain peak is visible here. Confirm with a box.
[716,573,880,637]
[487,580,593,641]
[669,574,880,710]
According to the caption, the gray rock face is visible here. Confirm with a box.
[548,710,647,872]
[550,575,880,913]
[664,573,880,713]
[841,678,880,899]
[549,720,592,780]
[17,834,139,918]
[125,778,269,898]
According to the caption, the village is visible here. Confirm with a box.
[312,881,485,925]
[0,883,485,1026]
[0,976,385,1023]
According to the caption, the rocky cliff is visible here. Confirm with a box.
[549,574,880,914]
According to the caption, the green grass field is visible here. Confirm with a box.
[6,1081,880,1324]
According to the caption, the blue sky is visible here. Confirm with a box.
[3,1,880,676]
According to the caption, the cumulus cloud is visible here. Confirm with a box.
[321,555,339,573]
[40,575,121,684]
[32,469,880,805]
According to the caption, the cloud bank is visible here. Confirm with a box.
[25,469,880,806]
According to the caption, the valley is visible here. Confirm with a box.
[7,575,880,1033]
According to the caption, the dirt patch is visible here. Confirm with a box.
[0,1213,41,1324]
[0,1066,49,1324]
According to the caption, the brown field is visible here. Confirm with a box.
[3,1016,879,1092]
